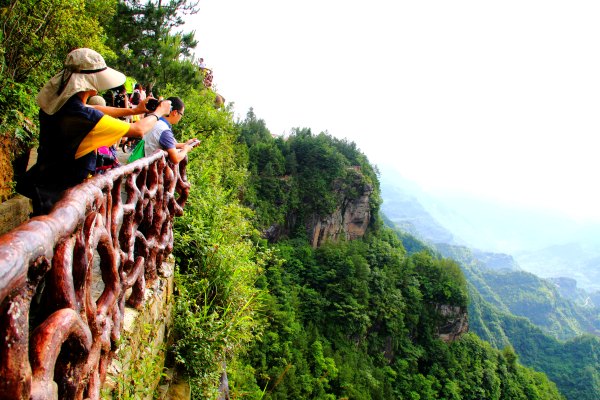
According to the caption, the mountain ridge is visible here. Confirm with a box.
[380,171,600,399]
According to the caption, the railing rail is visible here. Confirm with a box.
[0,151,190,400]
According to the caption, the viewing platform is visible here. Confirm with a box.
[0,151,190,399]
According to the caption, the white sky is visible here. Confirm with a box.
[185,1,600,221]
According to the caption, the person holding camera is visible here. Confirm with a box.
[19,48,172,215]
[143,97,199,164]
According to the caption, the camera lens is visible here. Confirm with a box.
[147,99,159,112]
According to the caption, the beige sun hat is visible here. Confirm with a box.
[37,48,125,115]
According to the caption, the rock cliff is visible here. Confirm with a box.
[308,181,373,248]
[435,304,469,342]
[263,168,375,247]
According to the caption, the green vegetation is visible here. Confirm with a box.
[104,0,203,93]
[436,243,600,340]
[215,121,562,399]
[391,225,600,400]
[167,87,265,398]
[240,110,380,233]
[104,323,166,400]
[437,242,600,400]
[469,288,600,400]
[0,1,580,399]
[0,0,118,198]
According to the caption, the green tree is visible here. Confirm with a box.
[239,108,272,146]
[104,0,201,92]
[0,0,114,84]
[0,0,117,196]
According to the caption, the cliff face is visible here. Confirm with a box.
[436,305,469,342]
[262,168,375,247]
[308,182,373,248]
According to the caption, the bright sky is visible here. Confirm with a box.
[186,1,600,221]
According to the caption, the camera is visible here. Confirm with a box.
[146,98,160,112]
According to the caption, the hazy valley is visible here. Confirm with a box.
[380,166,600,399]
[379,165,600,294]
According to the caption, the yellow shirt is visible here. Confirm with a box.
[75,116,130,159]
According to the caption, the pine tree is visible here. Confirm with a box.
[104,0,202,93]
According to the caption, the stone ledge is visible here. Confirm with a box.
[102,258,175,399]
[0,194,31,235]
[157,368,191,400]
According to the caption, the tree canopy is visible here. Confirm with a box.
[104,0,202,93]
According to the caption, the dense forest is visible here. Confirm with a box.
[387,213,600,399]
[0,1,587,399]
[210,113,562,399]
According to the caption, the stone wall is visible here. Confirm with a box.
[0,194,31,235]
[102,257,189,400]
[0,145,33,235]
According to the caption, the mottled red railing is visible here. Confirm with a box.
[0,151,190,400]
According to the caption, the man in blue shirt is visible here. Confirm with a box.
[143,97,199,163]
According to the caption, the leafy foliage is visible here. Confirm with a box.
[0,0,117,196]
[167,88,266,397]
[103,0,202,92]
[504,318,600,400]
[394,225,600,400]
[436,243,600,340]
[228,229,561,399]
[0,0,114,84]
[238,112,380,235]
[168,102,563,399]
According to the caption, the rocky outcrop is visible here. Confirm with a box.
[435,305,469,342]
[308,182,373,248]
[262,168,375,247]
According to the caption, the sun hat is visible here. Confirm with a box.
[37,48,126,115]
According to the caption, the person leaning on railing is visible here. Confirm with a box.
[17,48,172,216]
[143,97,200,164]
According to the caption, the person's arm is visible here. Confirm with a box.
[91,96,152,118]
[166,144,192,163]
[168,139,200,163]
[91,104,135,118]
[126,100,172,137]
[175,138,199,149]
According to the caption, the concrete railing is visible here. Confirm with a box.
[0,151,190,400]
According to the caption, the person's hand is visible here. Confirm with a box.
[186,138,201,148]
[133,97,152,114]
[156,100,172,117]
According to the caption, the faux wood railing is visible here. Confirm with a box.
[0,152,190,400]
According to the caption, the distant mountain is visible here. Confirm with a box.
[381,172,600,337]
[468,284,600,400]
[379,165,600,292]
[471,249,521,271]
[515,243,600,292]
[380,170,600,399]
[548,277,599,308]
[387,224,600,399]
[432,242,600,340]
[380,173,520,272]
[379,176,458,245]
